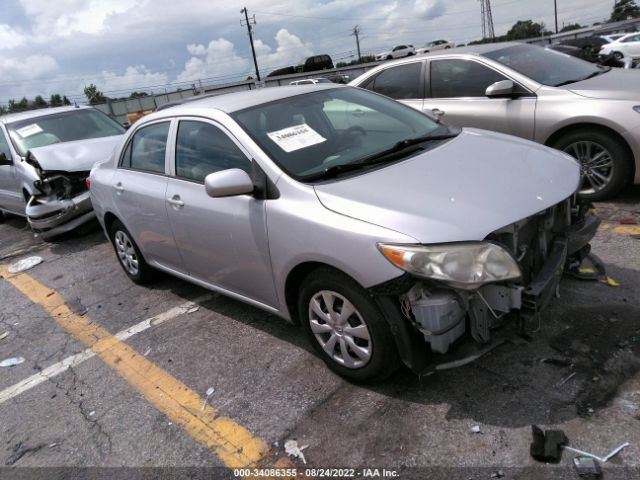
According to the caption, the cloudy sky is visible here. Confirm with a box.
[0,0,614,105]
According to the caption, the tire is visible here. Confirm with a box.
[613,51,624,60]
[109,220,155,284]
[552,128,633,201]
[386,55,392,60]
[298,268,400,382]
[0,210,4,223]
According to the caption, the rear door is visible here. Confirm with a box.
[111,120,185,271]
[622,33,640,56]
[359,61,425,112]
[0,127,23,214]
[165,118,277,307]
[423,57,536,140]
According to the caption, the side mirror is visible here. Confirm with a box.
[0,152,12,166]
[204,168,254,198]
[485,80,515,98]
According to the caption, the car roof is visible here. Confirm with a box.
[146,85,344,119]
[371,41,531,64]
[0,105,89,125]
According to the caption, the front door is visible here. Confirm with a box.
[423,58,536,140]
[165,118,277,307]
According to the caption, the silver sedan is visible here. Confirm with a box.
[90,85,597,381]
[350,42,640,200]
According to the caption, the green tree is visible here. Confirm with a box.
[62,96,71,105]
[611,0,640,21]
[84,83,107,105]
[560,23,583,32]
[506,20,548,40]
[49,94,63,106]
[33,95,48,108]
[128,91,149,99]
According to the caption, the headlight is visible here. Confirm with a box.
[378,242,521,289]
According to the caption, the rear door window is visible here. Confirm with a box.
[430,59,508,98]
[122,122,170,174]
[364,62,423,99]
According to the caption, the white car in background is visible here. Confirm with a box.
[600,33,626,44]
[375,45,415,61]
[416,40,454,54]
[600,32,640,60]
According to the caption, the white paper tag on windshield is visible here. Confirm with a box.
[267,123,326,153]
[16,124,43,138]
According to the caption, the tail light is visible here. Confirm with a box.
[85,177,91,190]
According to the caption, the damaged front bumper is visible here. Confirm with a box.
[26,190,95,239]
[372,200,600,376]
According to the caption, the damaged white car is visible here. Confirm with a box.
[0,106,124,238]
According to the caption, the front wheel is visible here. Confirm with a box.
[298,268,400,382]
[552,129,633,201]
[613,51,624,60]
[109,220,155,284]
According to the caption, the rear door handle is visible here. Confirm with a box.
[114,182,124,193]
[431,108,445,117]
[167,195,184,207]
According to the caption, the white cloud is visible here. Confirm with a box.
[254,28,314,71]
[79,65,169,96]
[177,38,250,83]
[0,25,26,49]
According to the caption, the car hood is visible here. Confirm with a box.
[314,129,580,244]
[564,68,640,100]
[28,135,123,172]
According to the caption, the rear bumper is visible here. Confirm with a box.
[26,190,95,238]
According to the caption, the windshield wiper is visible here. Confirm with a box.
[300,131,459,182]
[554,67,610,87]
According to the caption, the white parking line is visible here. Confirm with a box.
[0,294,212,405]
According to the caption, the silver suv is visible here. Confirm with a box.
[0,106,124,237]
[90,85,598,382]
[351,42,640,200]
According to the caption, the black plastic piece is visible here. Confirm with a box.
[573,456,602,478]
[368,274,414,296]
[251,160,279,200]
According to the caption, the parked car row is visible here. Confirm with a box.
[3,41,636,383]
[266,54,334,78]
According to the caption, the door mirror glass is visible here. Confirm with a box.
[485,80,515,98]
[0,152,12,166]
[204,168,254,198]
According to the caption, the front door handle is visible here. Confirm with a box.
[114,182,124,193]
[431,108,445,117]
[167,195,184,208]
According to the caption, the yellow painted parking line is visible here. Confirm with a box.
[0,265,293,473]
[613,225,640,235]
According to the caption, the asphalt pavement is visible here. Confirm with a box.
[1,187,639,480]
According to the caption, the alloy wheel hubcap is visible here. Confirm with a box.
[114,230,139,276]
[564,141,614,195]
[308,290,372,369]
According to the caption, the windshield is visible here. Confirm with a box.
[483,44,606,87]
[232,87,445,181]
[7,109,125,156]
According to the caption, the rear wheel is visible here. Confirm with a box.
[552,129,633,201]
[298,268,400,382]
[612,51,624,60]
[109,220,155,284]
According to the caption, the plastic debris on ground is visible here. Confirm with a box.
[490,471,505,478]
[601,276,620,287]
[187,307,200,314]
[0,332,8,341]
[284,439,309,464]
[0,357,25,367]
[470,425,481,434]
[557,372,577,387]
[8,256,43,274]
[620,218,637,225]
[89,411,95,416]
[200,387,215,411]
[573,456,602,478]
[143,347,152,357]
[530,425,629,464]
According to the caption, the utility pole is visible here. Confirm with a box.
[554,0,559,33]
[240,7,260,81]
[351,25,362,63]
